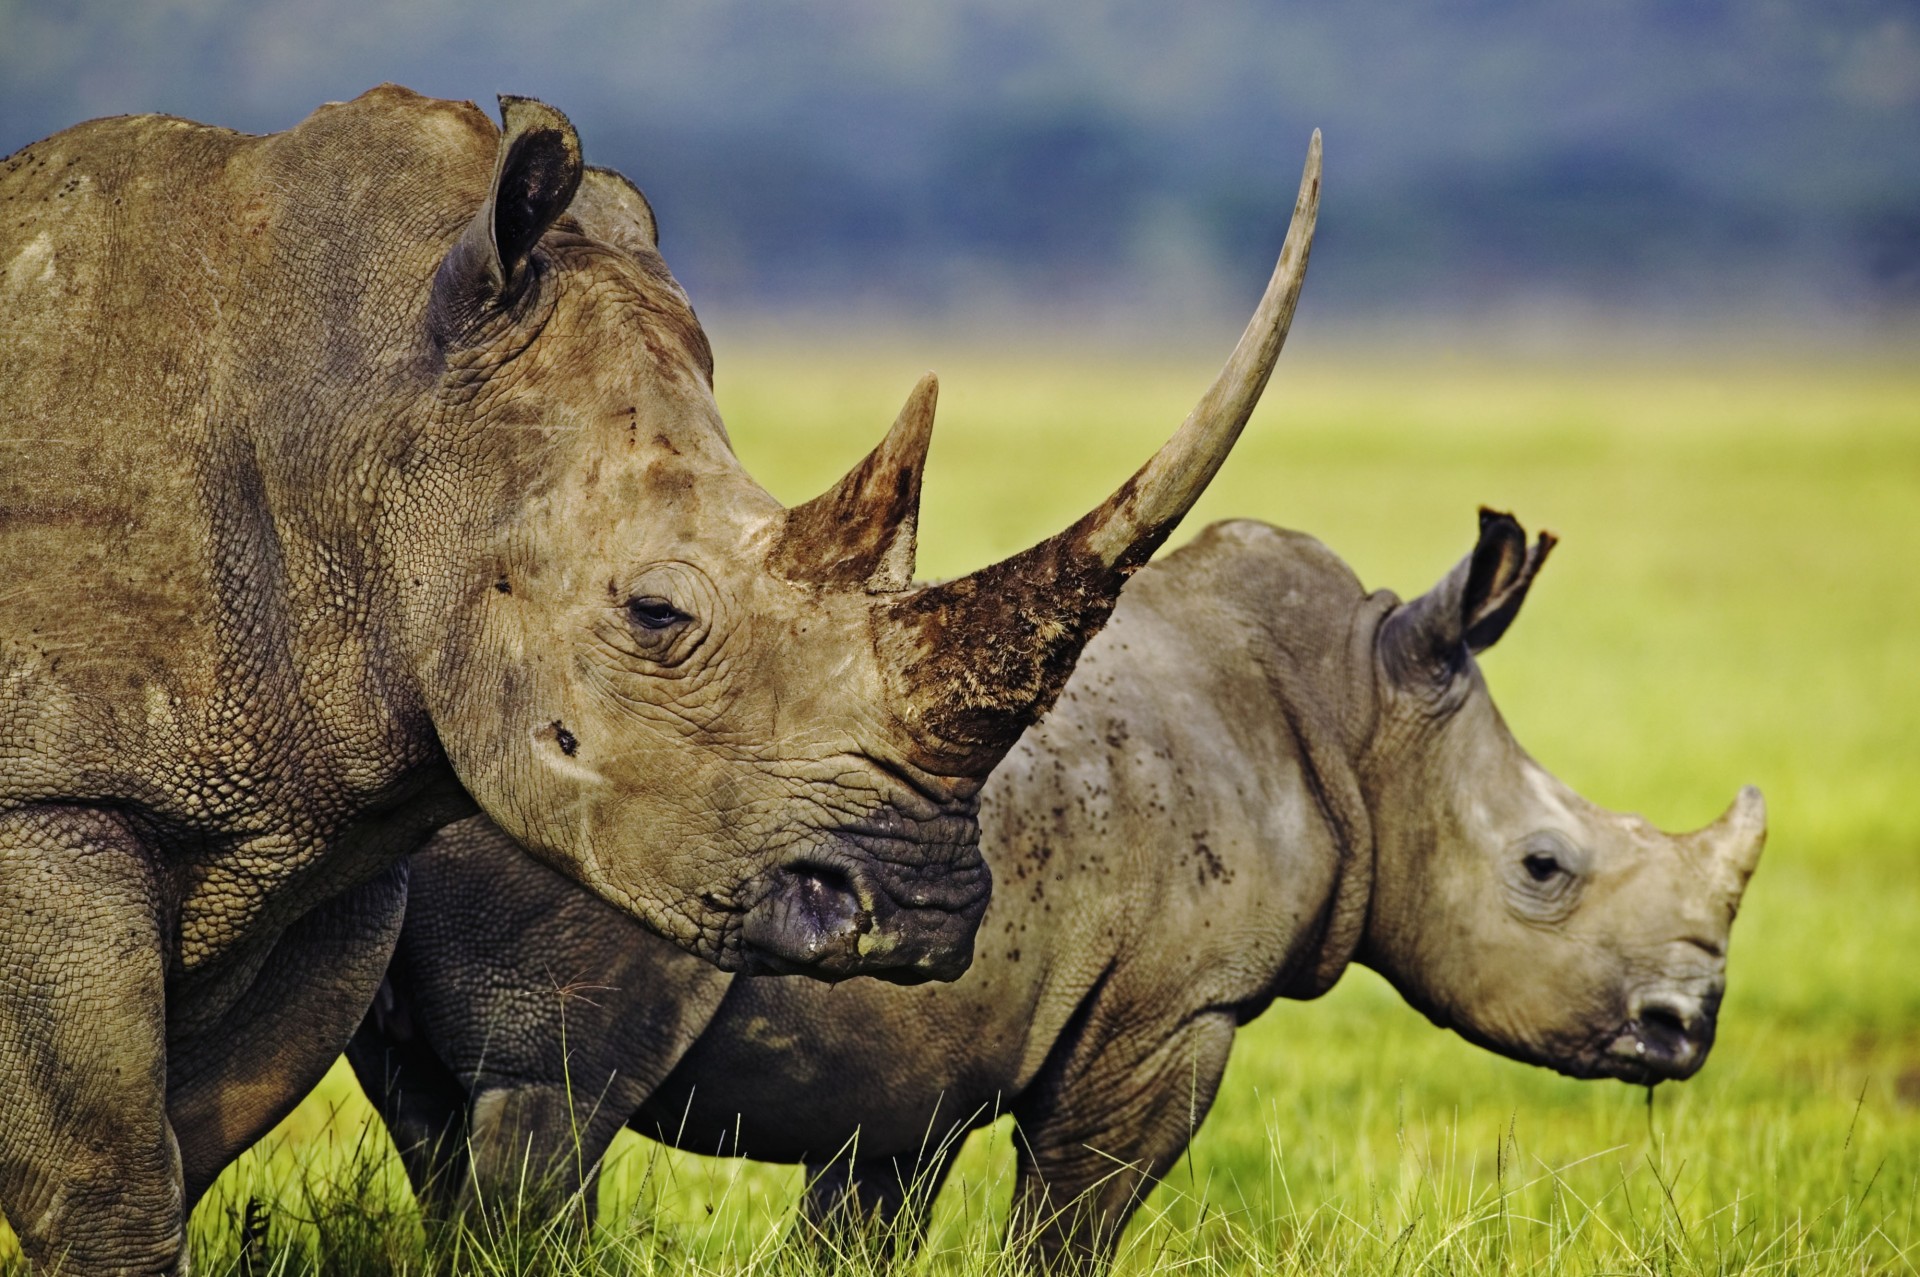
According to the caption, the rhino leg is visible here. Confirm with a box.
[348,992,647,1229]
[1008,1008,1238,1272]
[374,817,733,1226]
[797,1144,958,1263]
[0,805,185,1275]
[345,976,473,1217]
[461,1076,643,1228]
[167,862,411,1209]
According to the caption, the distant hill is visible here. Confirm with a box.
[4,0,1915,324]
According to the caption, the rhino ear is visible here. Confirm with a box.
[1384,509,1556,683]
[570,165,659,256]
[1458,507,1555,652]
[432,95,584,330]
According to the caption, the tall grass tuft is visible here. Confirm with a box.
[170,1078,1914,1276]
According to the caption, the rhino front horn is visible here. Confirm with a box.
[774,373,938,592]
[879,131,1323,767]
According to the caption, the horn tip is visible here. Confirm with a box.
[1716,785,1767,858]
[900,372,939,434]
[1294,131,1323,222]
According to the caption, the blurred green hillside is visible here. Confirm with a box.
[4,0,1917,320]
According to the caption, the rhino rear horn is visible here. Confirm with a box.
[1384,508,1556,683]
[876,132,1322,767]
[774,373,938,592]
[1691,784,1767,907]
[432,95,584,329]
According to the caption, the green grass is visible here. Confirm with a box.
[8,343,1918,1273]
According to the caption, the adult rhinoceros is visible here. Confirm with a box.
[0,86,1319,1270]
[352,512,1766,1271]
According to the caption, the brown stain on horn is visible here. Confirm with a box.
[878,536,1112,767]
[878,481,1170,770]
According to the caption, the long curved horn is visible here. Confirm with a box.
[773,373,938,592]
[879,132,1322,767]
[1081,130,1322,568]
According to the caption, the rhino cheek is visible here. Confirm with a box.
[1383,863,1624,1073]
[579,787,755,961]
[1456,940,1622,1072]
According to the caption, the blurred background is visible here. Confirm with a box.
[4,0,1918,347]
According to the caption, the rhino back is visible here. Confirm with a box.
[2,114,253,784]
[0,89,495,967]
[635,521,1361,1161]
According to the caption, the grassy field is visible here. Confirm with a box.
[10,341,1918,1273]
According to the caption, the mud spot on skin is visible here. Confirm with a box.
[644,461,697,499]
[549,720,579,756]
[1190,832,1233,884]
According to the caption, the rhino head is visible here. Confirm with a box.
[402,97,1321,983]
[1357,511,1766,1082]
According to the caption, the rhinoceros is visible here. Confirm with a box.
[0,85,1319,1270]
[351,511,1767,1270]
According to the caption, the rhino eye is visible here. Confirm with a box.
[626,596,689,632]
[1505,831,1585,923]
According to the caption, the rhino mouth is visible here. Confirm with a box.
[1592,1011,1717,1084]
[735,815,990,984]
[1443,993,1720,1086]
[1551,999,1719,1085]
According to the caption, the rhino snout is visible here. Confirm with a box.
[740,861,871,967]
[737,842,988,985]
[1607,986,1721,1082]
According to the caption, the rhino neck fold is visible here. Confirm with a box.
[1261,592,1390,1002]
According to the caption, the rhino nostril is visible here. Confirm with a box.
[1640,1003,1690,1040]
[1629,990,1718,1072]
[789,863,870,935]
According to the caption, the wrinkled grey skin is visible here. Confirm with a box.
[0,84,1316,1271]
[353,512,1766,1270]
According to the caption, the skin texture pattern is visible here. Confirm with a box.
[0,86,1318,1271]
[352,511,1767,1271]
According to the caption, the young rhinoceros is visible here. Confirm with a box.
[353,511,1766,1269]
[0,87,1318,1271]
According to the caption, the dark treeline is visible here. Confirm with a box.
[4,0,1916,325]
